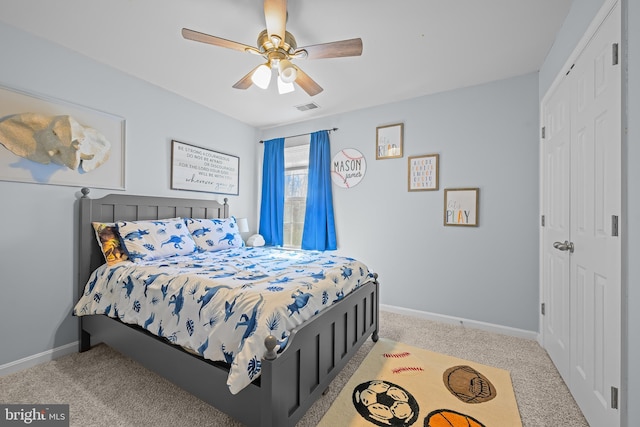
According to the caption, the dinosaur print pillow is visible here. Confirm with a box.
[117,217,196,262]
[185,216,245,252]
[92,222,129,266]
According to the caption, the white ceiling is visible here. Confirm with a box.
[0,0,572,129]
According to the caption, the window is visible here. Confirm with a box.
[283,139,310,248]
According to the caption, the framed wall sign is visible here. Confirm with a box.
[171,140,239,195]
[444,188,479,226]
[408,153,439,191]
[331,148,366,188]
[0,84,125,190]
[376,123,403,159]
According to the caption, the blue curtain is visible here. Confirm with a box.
[259,138,285,246]
[301,130,337,250]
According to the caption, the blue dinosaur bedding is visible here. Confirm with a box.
[73,246,375,394]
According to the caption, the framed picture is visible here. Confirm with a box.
[376,123,403,159]
[0,84,125,190]
[408,154,439,191]
[171,140,239,195]
[444,188,479,226]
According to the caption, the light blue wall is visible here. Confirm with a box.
[3,6,634,425]
[539,0,636,425]
[0,21,258,366]
[0,14,541,369]
[262,72,540,332]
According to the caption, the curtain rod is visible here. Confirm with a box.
[259,128,338,143]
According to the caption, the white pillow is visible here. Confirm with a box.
[185,216,245,252]
[117,217,196,262]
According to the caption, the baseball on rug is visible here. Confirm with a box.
[318,338,522,427]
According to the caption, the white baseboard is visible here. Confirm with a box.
[0,342,78,377]
[0,308,539,377]
[380,304,539,341]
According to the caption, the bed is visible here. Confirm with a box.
[74,188,379,426]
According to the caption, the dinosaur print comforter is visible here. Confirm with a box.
[73,246,374,394]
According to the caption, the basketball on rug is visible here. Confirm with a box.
[318,338,522,427]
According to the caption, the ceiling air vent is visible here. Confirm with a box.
[295,102,320,112]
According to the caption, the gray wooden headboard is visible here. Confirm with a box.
[76,187,229,301]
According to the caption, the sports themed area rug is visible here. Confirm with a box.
[318,338,522,427]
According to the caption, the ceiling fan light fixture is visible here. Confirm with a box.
[277,76,295,94]
[251,63,272,89]
[278,59,297,83]
[182,0,362,97]
[270,34,282,48]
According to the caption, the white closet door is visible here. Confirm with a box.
[569,3,621,426]
[541,75,571,382]
[540,2,621,426]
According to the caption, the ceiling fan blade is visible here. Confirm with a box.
[264,0,287,43]
[182,28,255,53]
[232,66,260,90]
[299,38,363,60]
[294,66,323,96]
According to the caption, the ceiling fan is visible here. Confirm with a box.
[181,0,363,96]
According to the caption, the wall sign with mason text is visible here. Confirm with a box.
[171,140,239,195]
[331,148,366,188]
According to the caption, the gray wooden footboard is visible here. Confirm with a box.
[260,277,378,426]
[75,189,379,426]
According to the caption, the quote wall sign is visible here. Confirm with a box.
[171,140,239,195]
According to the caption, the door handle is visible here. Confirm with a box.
[553,240,574,253]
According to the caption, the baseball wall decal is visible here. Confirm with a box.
[331,148,366,188]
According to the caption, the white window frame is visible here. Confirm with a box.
[283,136,310,248]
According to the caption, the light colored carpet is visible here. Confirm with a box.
[0,311,589,426]
[318,338,522,427]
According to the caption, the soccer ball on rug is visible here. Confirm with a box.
[352,380,419,427]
